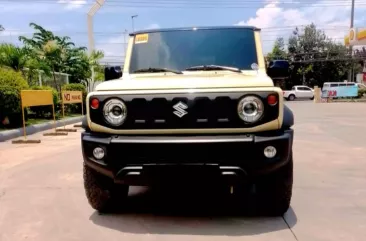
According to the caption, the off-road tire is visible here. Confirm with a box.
[254,153,293,216]
[83,163,129,212]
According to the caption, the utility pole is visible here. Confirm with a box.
[349,0,355,82]
[131,15,138,32]
[87,0,105,84]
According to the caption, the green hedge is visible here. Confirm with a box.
[61,83,87,115]
[0,68,89,128]
[358,88,366,98]
[0,68,29,128]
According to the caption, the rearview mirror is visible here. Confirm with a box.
[266,60,290,79]
[104,66,122,81]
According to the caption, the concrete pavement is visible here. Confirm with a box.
[0,102,366,241]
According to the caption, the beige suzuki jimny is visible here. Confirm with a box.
[81,26,294,216]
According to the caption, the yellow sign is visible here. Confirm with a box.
[21,90,53,107]
[135,33,149,44]
[62,91,83,104]
[61,90,84,130]
[357,29,366,41]
[345,27,366,46]
[15,90,56,142]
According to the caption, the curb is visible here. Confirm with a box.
[330,99,366,103]
[0,116,84,142]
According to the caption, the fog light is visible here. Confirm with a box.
[264,146,276,158]
[93,147,105,160]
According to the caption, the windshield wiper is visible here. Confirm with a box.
[133,67,183,74]
[185,65,242,73]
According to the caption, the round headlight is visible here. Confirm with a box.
[103,98,127,126]
[237,95,264,123]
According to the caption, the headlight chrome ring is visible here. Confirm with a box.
[103,98,127,126]
[237,95,264,123]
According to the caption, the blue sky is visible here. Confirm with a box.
[1,0,366,64]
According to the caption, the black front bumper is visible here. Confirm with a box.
[81,129,294,186]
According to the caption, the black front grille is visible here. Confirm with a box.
[89,92,279,129]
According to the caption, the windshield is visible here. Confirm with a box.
[129,28,258,73]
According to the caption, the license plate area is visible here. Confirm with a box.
[143,163,221,179]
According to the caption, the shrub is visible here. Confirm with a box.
[358,88,366,98]
[28,85,60,119]
[61,83,87,115]
[0,68,29,128]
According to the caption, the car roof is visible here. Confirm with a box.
[130,26,260,36]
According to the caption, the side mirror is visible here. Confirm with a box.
[266,60,290,79]
[104,66,122,81]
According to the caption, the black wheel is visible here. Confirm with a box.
[310,96,314,100]
[254,153,293,216]
[288,95,295,101]
[83,163,129,212]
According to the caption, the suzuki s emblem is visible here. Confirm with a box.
[173,101,188,118]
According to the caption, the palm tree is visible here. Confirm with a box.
[81,50,105,92]
[0,43,28,72]
[19,23,74,92]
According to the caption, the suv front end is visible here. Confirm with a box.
[81,26,294,216]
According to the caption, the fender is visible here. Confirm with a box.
[281,104,294,129]
[81,116,90,131]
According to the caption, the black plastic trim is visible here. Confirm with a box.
[110,134,254,144]
[281,104,294,129]
[130,26,260,36]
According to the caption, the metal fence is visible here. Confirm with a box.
[23,68,70,88]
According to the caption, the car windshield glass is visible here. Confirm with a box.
[129,28,258,73]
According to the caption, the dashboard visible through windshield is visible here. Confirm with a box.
[129,28,258,74]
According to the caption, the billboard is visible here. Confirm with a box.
[321,85,358,98]
[345,28,366,46]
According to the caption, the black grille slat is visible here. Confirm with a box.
[89,92,279,130]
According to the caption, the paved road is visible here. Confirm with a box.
[0,102,366,241]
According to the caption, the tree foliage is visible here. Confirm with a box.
[16,23,105,90]
[0,44,29,72]
[267,37,287,61]
[0,67,29,127]
[267,23,357,88]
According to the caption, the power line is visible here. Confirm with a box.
[1,0,365,8]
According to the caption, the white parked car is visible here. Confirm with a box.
[283,85,314,101]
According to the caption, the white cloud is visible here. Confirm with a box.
[0,0,87,13]
[235,0,364,53]
[57,0,87,10]
[145,24,160,30]
[0,29,26,37]
[0,28,27,45]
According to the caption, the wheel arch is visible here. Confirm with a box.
[281,104,294,129]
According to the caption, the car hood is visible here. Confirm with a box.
[95,71,274,91]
